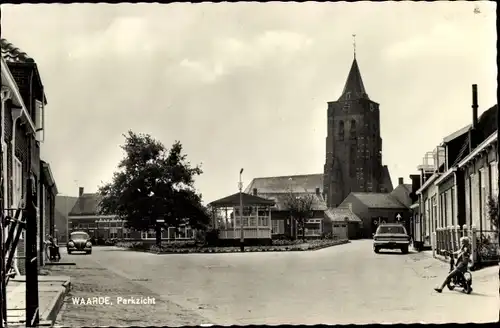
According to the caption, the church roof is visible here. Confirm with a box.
[338,58,369,101]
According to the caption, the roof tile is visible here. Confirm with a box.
[244,173,323,194]
[68,193,102,216]
[324,207,362,223]
[350,192,407,209]
[1,38,34,63]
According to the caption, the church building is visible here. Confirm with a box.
[323,55,393,208]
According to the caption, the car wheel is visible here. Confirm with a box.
[401,246,409,254]
[374,247,380,254]
[86,251,92,255]
[446,281,455,290]
[67,250,72,255]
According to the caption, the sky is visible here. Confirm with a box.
[1,2,497,204]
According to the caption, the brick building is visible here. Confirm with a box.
[323,55,393,208]
[68,187,195,243]
[1,38,57,273]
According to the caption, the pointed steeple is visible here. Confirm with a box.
[338,58,369,101]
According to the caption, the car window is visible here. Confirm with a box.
[377,225,406,234]
[71,232,89,239]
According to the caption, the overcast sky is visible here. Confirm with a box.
[1,2,497,203]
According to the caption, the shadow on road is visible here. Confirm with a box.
[375,251,415,255]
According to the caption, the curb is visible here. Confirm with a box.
[40,279,71,326]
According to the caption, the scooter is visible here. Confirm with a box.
[445,251,473,294]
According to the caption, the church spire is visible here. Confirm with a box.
[338,38,369,101]
[353,34,356,59]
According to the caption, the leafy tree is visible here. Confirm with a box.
[98,131,210,246]
[284,191,315,242]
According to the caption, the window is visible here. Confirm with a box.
[431,196,437,232]
[338,121,344,141]
[272,220,279,234]
[465,176,471,227]
[343,103,350,111]
[346,92,351,99]
[470,173,480,229]
[168,227,176,239]
[350,120,357,139]
[479,167,489,230]
[491,161,498,198]
[123,227,131,239]
[34,100,45,142]
[12,156,22,208]
[258,217,268,226]
[141,229,156,239]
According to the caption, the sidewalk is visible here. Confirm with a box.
[421,249,499,279]
[6,275,71,327]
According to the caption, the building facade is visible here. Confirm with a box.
[67,187,195,243]
[413,92,498,264]
[244,174,327,239]
[323,56,393,208]
[1,38,57,272]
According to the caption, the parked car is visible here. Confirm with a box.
[67,231,92,254]
[373,223,410,254]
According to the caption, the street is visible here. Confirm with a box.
[52,241,498,326]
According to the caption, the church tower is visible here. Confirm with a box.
[323,49,392,208]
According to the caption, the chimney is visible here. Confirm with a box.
[79,187,84,197]
[315,187,320,195]
[252,188,257,196]
[398,177,404,185]
[472,84,478,129]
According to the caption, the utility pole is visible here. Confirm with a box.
[26,131,39,327]
[239,168,244,252]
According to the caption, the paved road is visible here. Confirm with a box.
[52,240,497,326]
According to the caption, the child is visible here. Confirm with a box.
[52,236,61,261]
[434,236,471,293]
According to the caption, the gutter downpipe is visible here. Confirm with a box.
[11,106,23,277]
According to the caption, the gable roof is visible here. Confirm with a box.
[389,184,413,207]
[324,207,363,223]
[338,58,369,101]
[1,38,47,104]
[259,192,327,211]
[68,193,102,216]
[443,124,471,144]
[209,192,275,207]
[55,195,79,217]
[244,173,323,194]
[348,192,407,209]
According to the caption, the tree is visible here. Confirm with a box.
[98,131,210,246]
[487,195,498,233]
[283,191,315,242]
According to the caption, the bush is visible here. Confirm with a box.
[205,228,220,246]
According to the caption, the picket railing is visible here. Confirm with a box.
[434,225,500,268]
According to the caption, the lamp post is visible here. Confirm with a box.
[239,168,244,252]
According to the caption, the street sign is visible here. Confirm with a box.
[396,213,402,221]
